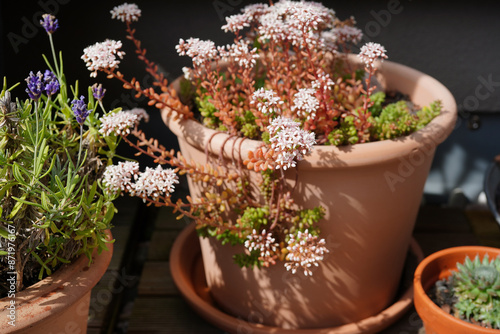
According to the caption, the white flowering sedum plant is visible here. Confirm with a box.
[0,14,127,296]
[84,1,442,275]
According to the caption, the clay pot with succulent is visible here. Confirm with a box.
[414,246,500,334]
[84,1,457,331]
[0,14,122,333]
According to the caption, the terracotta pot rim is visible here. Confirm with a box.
[0,230,113,332]
[170,223,425,334]
[162,58,457,169]
[414,245,500,333]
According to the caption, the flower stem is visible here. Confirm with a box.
[48,34,60,80]
[77,124,83,167]
[32,101,40,183]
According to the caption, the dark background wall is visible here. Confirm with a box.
[1,0,500,204]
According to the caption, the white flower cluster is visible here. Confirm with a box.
[331,25,363,44]
[99,110,139,136]
[311,71,334,92]
[258,7,287,43]
[127,108,150,123]
[251,88,283,115]
[221,1,337,50]
[222,3,269,33]
[245,229,279,267]
[222,14,250,33]
[102,161,139,194]
[102,163,178,202]
[256,0,335,48]
[287,2,328,30]
[268,117,316,170]
[292,88,319,121]
[176,38,218,67]
[110,3,141,23]
[82,40,125,77]
[182,67,192,80]
[320,29,338,52]
[358,42,388,67]
[220,40,259,69]
[285,229,328,276]
[130,165,179,201]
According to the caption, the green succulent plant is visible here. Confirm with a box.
[451,254,500,329]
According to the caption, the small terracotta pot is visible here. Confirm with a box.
[163,58,457,329]
[0,231,113,334]
[414,246,500,334]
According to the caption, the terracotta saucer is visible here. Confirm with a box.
[170,223,424,334]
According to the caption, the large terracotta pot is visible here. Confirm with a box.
[163,59,457,329]
[0,232,113,334]
[414,246,500,334]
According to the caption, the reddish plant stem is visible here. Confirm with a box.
[103,69,192,118]
[141,194,243,233]
[122,132,233,185]
[125,21,166,86]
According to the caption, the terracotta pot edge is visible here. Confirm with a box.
[161,59,457,169]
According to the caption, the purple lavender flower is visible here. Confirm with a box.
[71,96,92,125]
[43,70,60,96]
[25,71,45,101]
[92,83,106,101]
[40,14,59,34]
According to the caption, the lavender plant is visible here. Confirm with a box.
[0,14,122,296]
[82,2,442,275]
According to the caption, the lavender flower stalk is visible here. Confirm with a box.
[92,83,106,112]
[25,71,44,101]
[92,83,106,101]
[71,96,91,125]
[25,71,45,182]
[71,96,92,165]
[43,70,60,96]
[40,14,59,34]
[40,13,61,79]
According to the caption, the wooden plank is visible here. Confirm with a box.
[86,196,143,331]
[137,261,179,296]
[147,230,180,261]
[127,297,224,333]
[88,270,118,328]
[108,196,142,271]
[154,206,191,231]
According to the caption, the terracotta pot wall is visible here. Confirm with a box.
[0,232,113,334]
[164,59,457,328]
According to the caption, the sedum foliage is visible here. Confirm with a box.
[197,87,442,147]
[327,92,442,145]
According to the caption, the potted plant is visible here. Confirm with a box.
[0,14,122,333]
[85,1,457,331]
[414,246,500,333]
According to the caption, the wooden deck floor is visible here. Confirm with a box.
[87,196,500,334]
